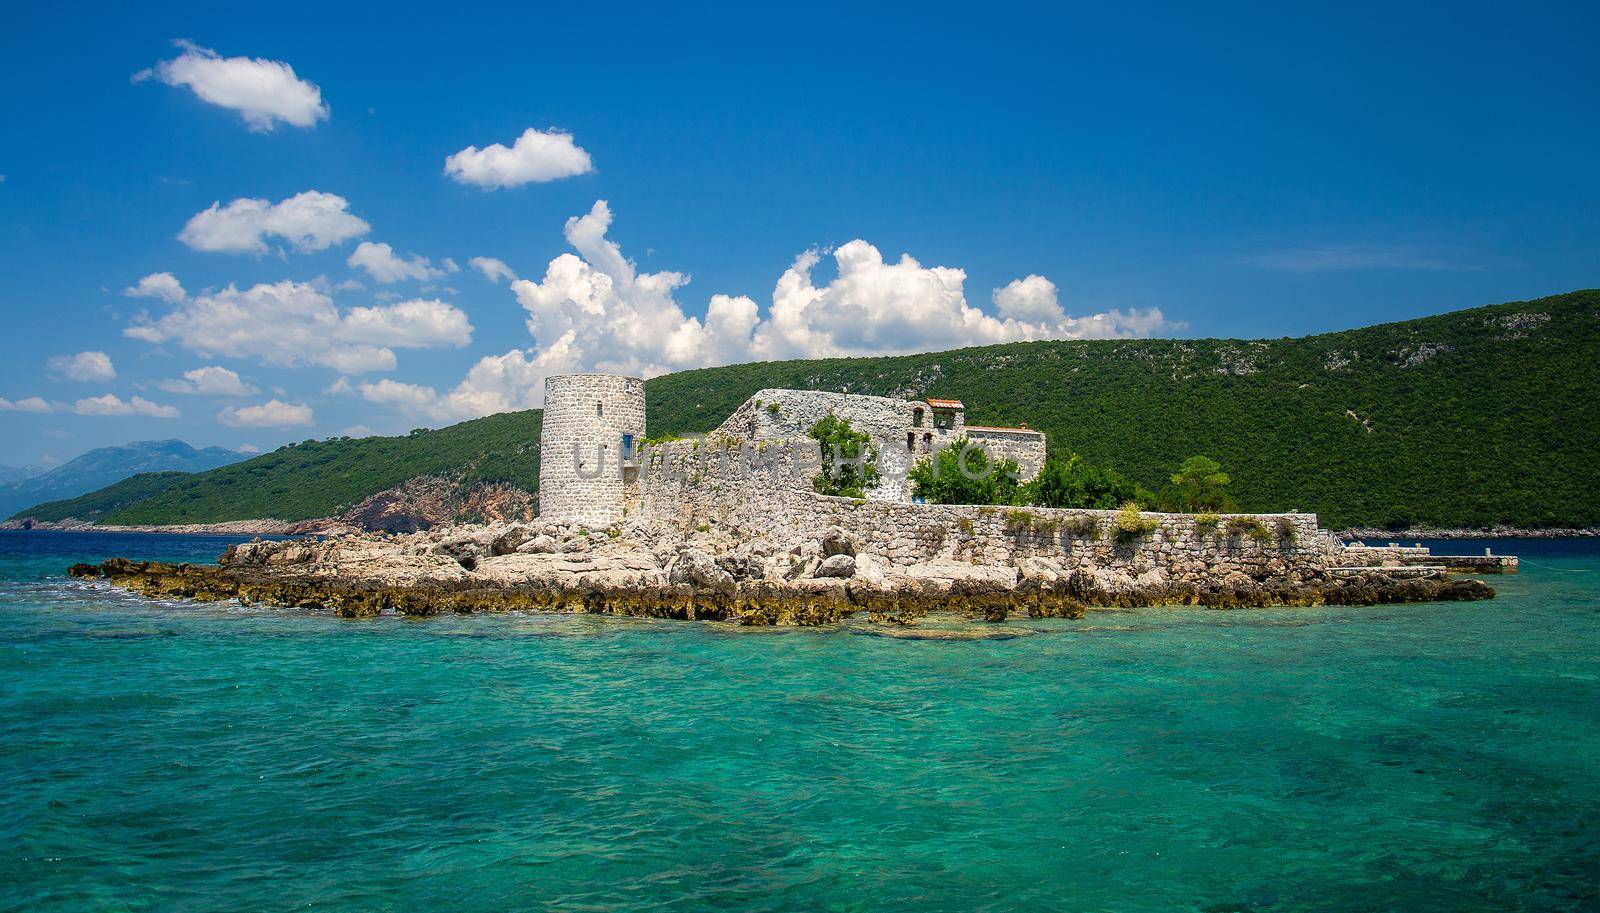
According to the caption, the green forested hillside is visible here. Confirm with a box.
[16,471,196,523]
[17,411,542,526]
[16,290,1600,529]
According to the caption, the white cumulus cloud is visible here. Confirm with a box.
[123,280,472,374]
[218,399,314,428]
[135,40,328,132]
[179,190,370,254]
[444,128,594,189]
[992,275,1065,323]
[158,365,259,396]
[73,394,180,418]
[360,201,1179,423]
[347,241,456,283]
[123,272,187,303]
[48,351,117,383]
[469,256,517,284]
[340,298,473,348]
[354,349,545,423]
[0,396,55,413]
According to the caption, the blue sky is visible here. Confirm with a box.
[1,0,1596,467]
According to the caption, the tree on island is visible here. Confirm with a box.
[1162,455,1234,512]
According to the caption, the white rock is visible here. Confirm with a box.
[814,554,856,578]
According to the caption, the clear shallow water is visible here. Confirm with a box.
[1,532,1597,913]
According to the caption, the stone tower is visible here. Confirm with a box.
[538,373,646,526]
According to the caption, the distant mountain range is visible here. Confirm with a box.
[0,465,43,486]
[0,440,246,520]
[11,290,1600,531]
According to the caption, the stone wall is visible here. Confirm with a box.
[964,428,1048,479]
[538,373,647,526]
[625,438,1342,578]
[713,388,916,500]
[710,388,1045,501]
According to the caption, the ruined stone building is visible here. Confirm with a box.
[538,374,1046,524]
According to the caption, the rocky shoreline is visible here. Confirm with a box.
[68,519,1495,626]
[1340,526,1599,540]
[8,517,352,536]
[14,515,1595,541]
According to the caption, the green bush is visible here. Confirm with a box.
[809,412,880,499]
[909,438,1022,505]
[1023,453,1138,510]
[1226,516,1273,543]
[1004,509,1034,529]
[1276,517,1298,545]
[1114,502,1158,540]
[1061,514,1101,539]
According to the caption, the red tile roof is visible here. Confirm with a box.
[924,398,965,409]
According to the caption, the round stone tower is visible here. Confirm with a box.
[538,373,646,526]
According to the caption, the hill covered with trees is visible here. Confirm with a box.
[14,290,1599,530]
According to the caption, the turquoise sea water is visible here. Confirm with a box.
[1,532,1597,912]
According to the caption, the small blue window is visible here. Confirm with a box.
[621,434,634,460]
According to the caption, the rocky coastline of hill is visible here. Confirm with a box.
[1339,526,1600,540]
[6,517,350,536]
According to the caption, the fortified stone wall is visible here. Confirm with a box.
[963,428,1048,479]
[625,439,1342,577]
[711,388,1046,501]
[713,389,916,500]
[538,373,647,527]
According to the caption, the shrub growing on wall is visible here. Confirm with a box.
[1114,501,1159,540]
[909,438,1023,505]
[809,412,880,499]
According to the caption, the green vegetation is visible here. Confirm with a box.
[1024,453,1140,510]
[809,412,879,499]
[909,438,1022,505]
[647,290,1600,529]
[25,290,1600,529]
[1061,514,1101,539]
[1276,517,1299,545]
[1114,502,1159,540]
[56,412,542,525]
[14,472,195,523]
[1161,455,1234,512]
[1227,516,1274,543]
